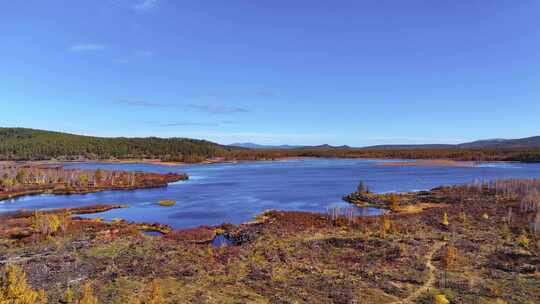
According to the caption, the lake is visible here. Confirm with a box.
[2,159,540,228]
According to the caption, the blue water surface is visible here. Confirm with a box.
[1,159,540,228]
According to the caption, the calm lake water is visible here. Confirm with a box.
[2,159,540,228]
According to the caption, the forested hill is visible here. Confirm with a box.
[0,128,232,161]
[2,128,540,163]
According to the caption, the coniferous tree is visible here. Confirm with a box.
[76,283,98,304]
[0,265,39,304]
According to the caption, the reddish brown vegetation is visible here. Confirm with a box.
[0,180,539,303]
[0,163,187,201]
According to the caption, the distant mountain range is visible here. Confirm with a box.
[233,136,540,150]
[457,137,540,149]
[230,143,351,150]
[230,143,302,149]
[365,136,540,150]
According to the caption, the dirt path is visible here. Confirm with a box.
[391,241,445,304]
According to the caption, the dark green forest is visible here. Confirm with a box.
[1,128,540,162]
[226,147,540,163]
[0,128,231,161]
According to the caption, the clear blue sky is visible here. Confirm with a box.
[1,1,539,146]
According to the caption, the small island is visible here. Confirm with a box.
[157,200,176,207]
[0,162,188,202]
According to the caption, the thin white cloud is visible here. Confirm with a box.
[205,90,280,98]
[117,99,168,107]
[68,44,105,52]
[133,0,159,11]
[116,99,248,114]
[160,122,220,127]
[189,104,248,114]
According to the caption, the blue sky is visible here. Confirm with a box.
[1,1,539,146]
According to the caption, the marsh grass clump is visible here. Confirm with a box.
[157,200,176,207]
[500,224,512,241]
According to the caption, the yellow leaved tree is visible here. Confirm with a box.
[442,212,449,227]
[144,281,164,304]
[0,265,47,304]
[434,294,449,304]
[75,283,98,304]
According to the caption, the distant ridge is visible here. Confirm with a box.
[230,143,301,149]
[362,136,540,150]
[233,136,540,151]
[457,137,540,149]
[360,144,454,150]
[230,143,351,150]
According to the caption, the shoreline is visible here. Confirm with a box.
[376,159,477,168]
[1,157,526,169]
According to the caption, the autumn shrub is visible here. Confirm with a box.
[458,211,469,229]
[441,212,449,227]
[442,245,458,270]
[388,194,399,212]
[37,289,47,304]
[143,281,163,304]
[62,287,73,304]
[32,211,61,236]
[500,224,512,241]
[58,210,72,233]
[76,282,98,304]
[380,215,391,238]
[516,230,530,247]
[433,294,449,304]
[0,264,46,304]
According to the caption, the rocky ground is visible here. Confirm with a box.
[0,184,539,303]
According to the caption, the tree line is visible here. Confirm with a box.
[225,147,540,163]
[0,128,231,161]
[1,128,540,163]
